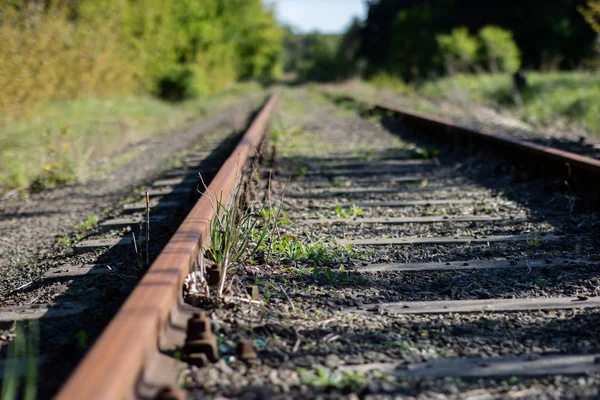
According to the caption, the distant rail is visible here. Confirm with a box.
[332,94,600,200]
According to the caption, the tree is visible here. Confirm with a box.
[579,1,600,33]
[436,27,478,73]
[358,0,597,80]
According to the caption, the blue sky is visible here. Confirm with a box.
[267,0,367,34]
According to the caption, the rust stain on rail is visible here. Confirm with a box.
[335,94,600,199]
[376,101,600,173]
[55,93,279,400]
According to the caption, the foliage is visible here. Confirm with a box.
[477,26,521,73]
[436,27,478,73]
[266,235,355,263]
[75,215,100,231]
[368,72,414,94]
[393,23,519,78]
[309,264,369,286]
[297,366,366,390]
[0,0,282,113]
[283,18,362,81]
[334,205,363,219]
[419,71,600,136]
[579,1,600,33]
[206,183,270,297]
[285,32,345,81]
[234,1,284,80]
[0,84,260,193]
[300,34,344,81]
[358,0,597,81]
[387,5,444,81]
[1,322,39,400]
[0,2,137,115]
[156,65,204,102]
[410,147,440,159]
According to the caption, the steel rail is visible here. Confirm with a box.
[336,94,600,199]
[55,93,279,400]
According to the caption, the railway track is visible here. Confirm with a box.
[3,88,600,399]
[0,96,265,398]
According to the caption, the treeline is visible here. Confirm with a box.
[282,20,361,81]
[291,0,598,82]
[0,0,282,113]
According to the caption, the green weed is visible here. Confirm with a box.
[74,215,100,231]
[330,177,352,188]
[368,72,414,94]
[205,182,270,298]
[419,72,600,136]
[406,179,429,189]
[427,208,447,216]
[269,125,304,146]
[266,235,355,264]
[76,330,89,351]
[58,236,72,247]
[477,204,496,214]
[536,278,549,288]
[0,84,260,194]
[259,206,291,226]
[297,366,366,390]
[527,237,542,246]
[334,205,363,219]
[310,264,369,285]
[297,165,309,178]
[410,147,439,159]
[263,289,273,300]
[1,322,39,400]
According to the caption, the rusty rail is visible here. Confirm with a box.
[336,94,600,200]
[55,93,279,400]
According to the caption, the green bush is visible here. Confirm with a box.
[156,65,204,102]
[368,72,414,94]
[419,72,600,136]
[388,6,442,81]
[477,26,521,73]
[0,0,283,114]
[436,27,478,73]
[578,1,600,34]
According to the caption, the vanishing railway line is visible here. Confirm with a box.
[2,89,600,399]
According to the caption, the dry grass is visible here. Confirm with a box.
[419,72,600,136]
[0,3,138,116]
[0,84,261,193]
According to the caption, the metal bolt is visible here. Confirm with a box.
[246,285,259,300]
[183,312,218,365]
[207,265,221,286]
[236,340,257,361]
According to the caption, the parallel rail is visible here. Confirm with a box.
[55,94,278,400]
[334,94,600,200]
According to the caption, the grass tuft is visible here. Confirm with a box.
[266,235,355,264]
[74,215,100,231]
[410,147,439,159]
[0,84,260,194]
[1,322,39,400]
[205,180,271,298]
[297,366,366,390]
[334,205,363,219]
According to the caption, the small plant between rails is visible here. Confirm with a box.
[185,167,358,307]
